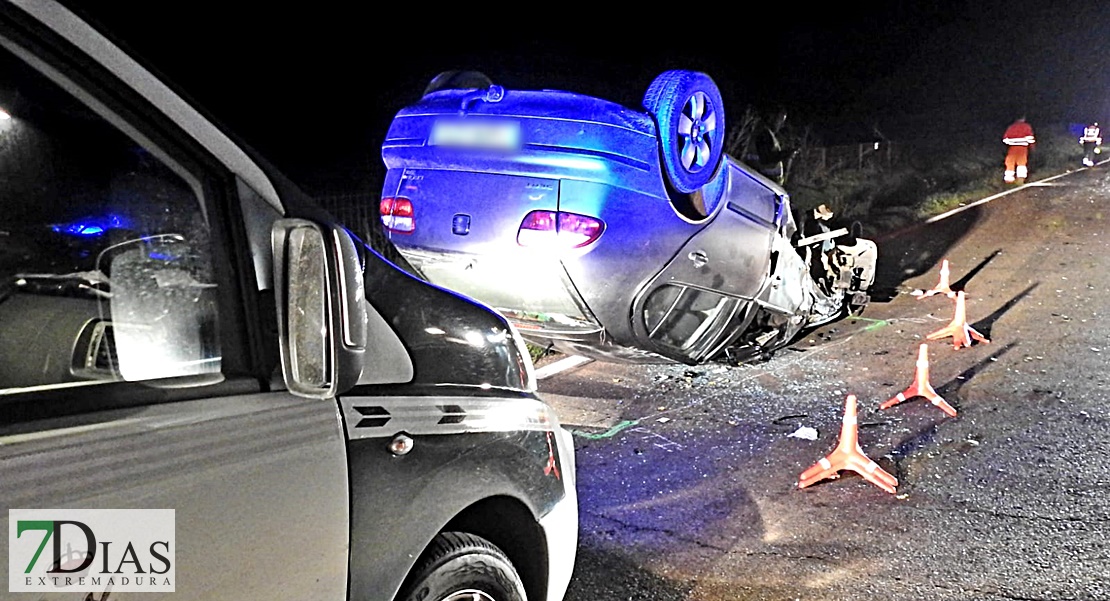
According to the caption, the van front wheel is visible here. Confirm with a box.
[399,532,527,601]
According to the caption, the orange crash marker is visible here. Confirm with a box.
[920,259,956,299]
[926,291,989,350]
[880,343,957,417]
[798,394,898,494]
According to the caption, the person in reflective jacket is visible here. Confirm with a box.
[1080,122,1101,167]
[1002,116,1036,183]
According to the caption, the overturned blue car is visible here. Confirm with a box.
[380,69,876,365]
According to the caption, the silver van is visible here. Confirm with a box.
[0,2,577,600]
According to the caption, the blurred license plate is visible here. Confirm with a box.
[430,119,521,150]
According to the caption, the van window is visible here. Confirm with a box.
[0,40,220,392]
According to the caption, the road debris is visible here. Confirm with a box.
[788,426,819,440]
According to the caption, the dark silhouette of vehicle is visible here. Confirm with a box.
[0,4,577,601]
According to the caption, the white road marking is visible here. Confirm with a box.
[534,354,594,379]
[924,167,1091,225]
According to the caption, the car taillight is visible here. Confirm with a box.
[380,197,414,233]
[517,210,604,249]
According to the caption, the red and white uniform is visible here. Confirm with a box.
[1080,124,1102,144]
[1002,119,1036,182]
[1080,123,1102,167]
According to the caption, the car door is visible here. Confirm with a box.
[0,4,347,599]
[633,160,785,362]
[664,160,782,299]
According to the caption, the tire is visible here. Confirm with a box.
[642,70,726,193]
[423,71,494,97]
[399,532,527,601]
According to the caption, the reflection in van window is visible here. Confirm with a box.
[0,42,220,392]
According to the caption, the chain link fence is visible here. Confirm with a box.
[791,141,904,177]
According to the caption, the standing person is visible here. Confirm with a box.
[744,108,797,186]
[1002,116,1036,183]
[1080,122,1102,167]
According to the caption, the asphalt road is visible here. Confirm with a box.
[540,165,1110,600]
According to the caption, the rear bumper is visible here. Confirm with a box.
[397,247,603,337]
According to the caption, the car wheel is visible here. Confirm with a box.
[399,532,527,601]
[423,70,494,96]
[643,70,726,193]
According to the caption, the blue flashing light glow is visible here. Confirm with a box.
[51,213,133,237]
[52,222,104,236]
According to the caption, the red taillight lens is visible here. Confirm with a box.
[517,210,604,249]
[557,212,605,246]
[380,197,414,233]
[519,210,557,232]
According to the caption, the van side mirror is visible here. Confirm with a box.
[271,219,367,398]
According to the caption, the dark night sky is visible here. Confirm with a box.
[67,2,1110,193]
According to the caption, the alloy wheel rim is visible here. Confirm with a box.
[677,91,716,171]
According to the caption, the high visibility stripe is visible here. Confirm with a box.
[341,396,559,439]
